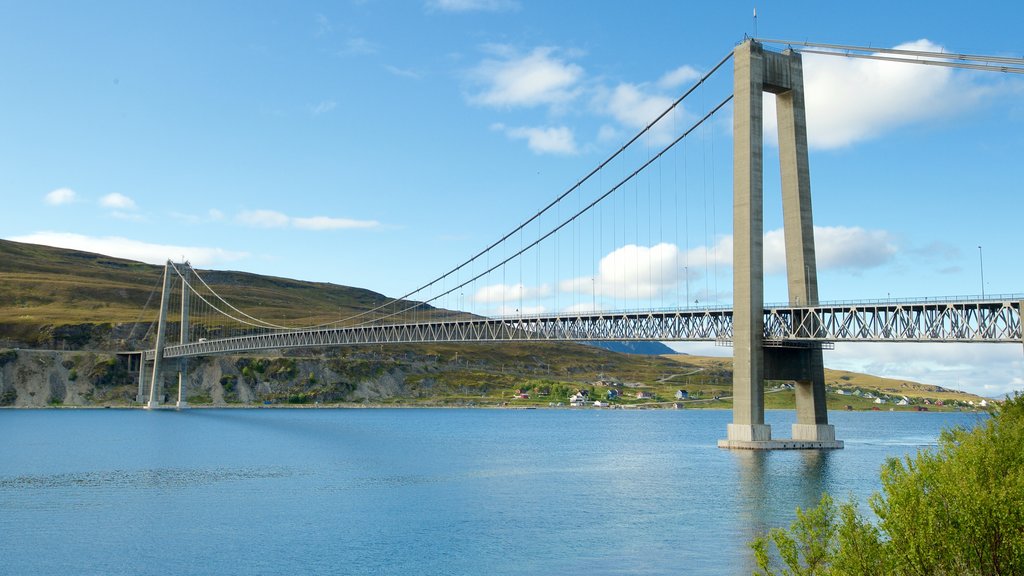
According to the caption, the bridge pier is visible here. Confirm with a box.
[146,261,173,410]
[176,264,190,410]
[720,40,840,450]
[136,358,148,404]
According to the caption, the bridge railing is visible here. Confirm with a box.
[144,297,1021,360]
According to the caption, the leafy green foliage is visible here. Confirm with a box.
[752,394,1024,576]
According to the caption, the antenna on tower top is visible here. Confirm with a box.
[752,7,758,39]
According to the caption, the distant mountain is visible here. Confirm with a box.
[582,341,677,355]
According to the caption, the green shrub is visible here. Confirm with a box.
[753,394,1024,576]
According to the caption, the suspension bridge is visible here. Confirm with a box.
[131,39,1024,449]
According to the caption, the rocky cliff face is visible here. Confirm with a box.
[0,349,432,408]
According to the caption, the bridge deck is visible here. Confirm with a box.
[143,298,1023,359]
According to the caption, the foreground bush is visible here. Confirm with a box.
[752,393,1024,575]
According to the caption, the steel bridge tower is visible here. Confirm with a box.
[720,40,842,449]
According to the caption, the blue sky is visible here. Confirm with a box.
[2,1,1022,395]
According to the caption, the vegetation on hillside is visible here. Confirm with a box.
[0,239,450,349]
[752,393,1024,575]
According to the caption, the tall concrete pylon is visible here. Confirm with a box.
[176,263,190,409]
[720,40,842,450]
[145,260,173,410]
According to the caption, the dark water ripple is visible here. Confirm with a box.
[0,466,295,490]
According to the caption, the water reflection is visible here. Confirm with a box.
[732,449,837,544]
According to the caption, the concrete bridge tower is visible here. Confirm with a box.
[720,40,841,449]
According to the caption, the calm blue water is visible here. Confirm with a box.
[0,408,982,575]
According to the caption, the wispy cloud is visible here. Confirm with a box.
[6,232,249,267]
[492,123,578,155]
[236,209,380,231]
[472,282,551,303]
[309,100,337,116]
[100,192,137,210]
[385,65,422,79]
[338,37,378,56]
[236,210,291,228]
[657,65,700,89]
[44,187,77,206]
[314,13,333,37]
[110,211,145,222]
[292,216,380,230]
[171,208,225,225]
[427,0,520,13]
[468,45,583,108]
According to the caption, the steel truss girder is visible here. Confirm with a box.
[147,299,1022,359]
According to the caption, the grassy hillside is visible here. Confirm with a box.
[0,239,454,348]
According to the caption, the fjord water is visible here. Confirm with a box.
[1,409,981,575]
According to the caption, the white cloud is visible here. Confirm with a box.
[596,124,620,142]
[824,342,1024,398]
[766,39,1003,149]
[595,75,693,144]
[237,209,291,228]
[658,65,700,89]
[310,100,337,116]
[469,46,583,108]
[44,187,76,205]
[558,225,895,302]
[6,232,249,267]
[100,192,137,210]
[292,216,380,230]
[495,124,578,155]
[562,302,604,314]
[664,341,1023,398]
[561,243,693,300]
[208,208,224,221]
[605,83,674,129]
[427,0,519,12]
[491,304,546,316]
[237,210,380,231]
[385,65,421,79]
[472,282,552,304]
[763,226,897,274]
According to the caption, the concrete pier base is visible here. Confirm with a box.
[792,423,836,442]
[726,423,772,442]
[718,438,844,450]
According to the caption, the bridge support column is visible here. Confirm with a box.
[137,359,148,404]
[176,263,190,410]
[726,38,770,446]
[720,40,840,450]
[146,261,173,410]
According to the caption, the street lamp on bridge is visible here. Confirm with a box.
[978,245,985,298]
